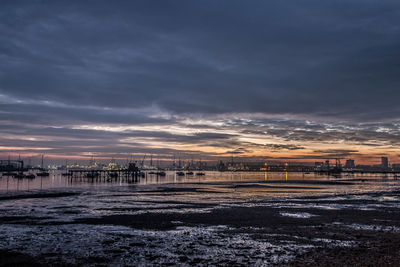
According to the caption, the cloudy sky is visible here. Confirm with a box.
[1,0,400,165]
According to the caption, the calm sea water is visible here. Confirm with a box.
[1,171,399,197]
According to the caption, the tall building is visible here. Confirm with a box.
[381,157,389,168]
[345,159,355,169]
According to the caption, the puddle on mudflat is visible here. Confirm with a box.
[311,238,354,247]
[280,212,318,219]
[341,223,400,233]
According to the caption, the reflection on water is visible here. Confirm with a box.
[1,171,400,197]
[1,171,399,227]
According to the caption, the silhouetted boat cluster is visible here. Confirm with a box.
[2,172,17,176]
[0,157,209,182]
[2,172,36,179]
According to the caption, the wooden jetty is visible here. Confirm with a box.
[68,163,143,182]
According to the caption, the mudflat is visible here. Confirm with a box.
[0,179,400,266]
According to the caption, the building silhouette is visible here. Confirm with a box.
[381,157,389,169]
[345,159,355,169]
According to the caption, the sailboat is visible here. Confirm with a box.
[61,159,70,176]
[37,155,50,176]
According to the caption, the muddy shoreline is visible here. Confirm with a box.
[0,180,400,266]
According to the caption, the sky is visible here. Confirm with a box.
[1,0,400,165]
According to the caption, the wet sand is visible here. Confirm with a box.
[0,177,400,266]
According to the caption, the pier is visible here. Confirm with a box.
[67,163,142,182]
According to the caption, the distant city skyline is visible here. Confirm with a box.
[1,1,400,164]
[3,153,398,168]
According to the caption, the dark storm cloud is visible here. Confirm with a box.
[0,102,167,125]
[263,144,305,151]
[1,1,400,160]
[313,149,360,158]
[226,148,253,155]
[1,0,400,121]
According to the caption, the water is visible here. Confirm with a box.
[1,170,398,193]
[1,171,399,224]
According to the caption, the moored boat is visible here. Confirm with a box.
[3,172,17,176]
[14,173,25,178]
[26,174,35,179]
